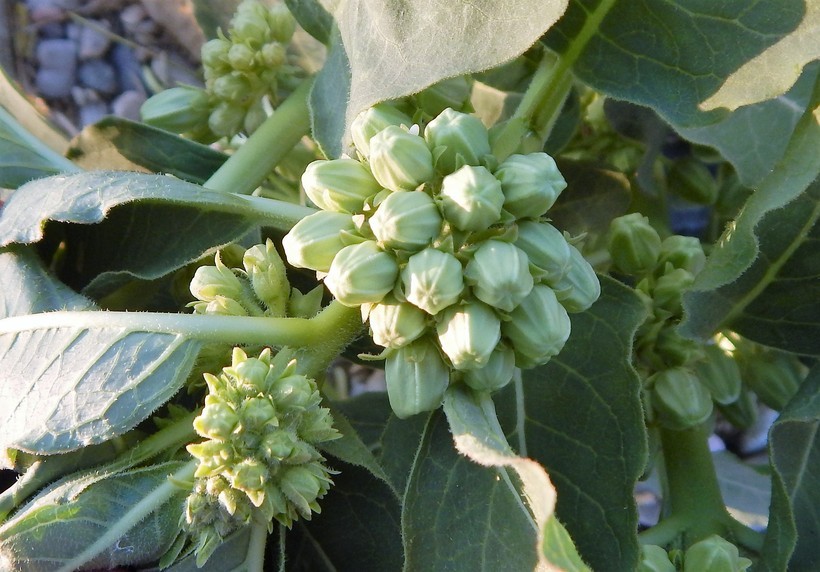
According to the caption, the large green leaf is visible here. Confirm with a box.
[495,276,648,571]
[680,88,820,354]
[311,0,568,156]
[157,528,254,572]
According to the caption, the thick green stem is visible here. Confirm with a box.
[294,301,364,379]
[205,79,313,195]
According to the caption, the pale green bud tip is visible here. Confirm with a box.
[495,152,567,219]
[658,235,706,276]
[227,43,255,70]
[551,244,601,313]
[302,158,381,213]
[436,301,501,370]
[266,4,297,43]
[386,339,450,418]
[211,73,251,102]
[653,268,695,312]
[283,211,356,273]
[194,402,239,440]
[190,254,246,303]
[650,367,713,431]
[424,108,490,173]
[201,38,230,68]
[401,248,464,315]
[369,298,428,349]
[243,239,289,314]
[439,165,504,231]
[683,535,751,572]
[140,86,210,133]
[324,241,399,307]
[503,284,571,369]
[368,125,435,191]
[370,190,442,250]
[462,345,515,392]
[515,220,571,282]
[608,213,662,275]
[638,545,676,572]
[694,345,741,405]
[465,240,533,312]
[351,104,413,158]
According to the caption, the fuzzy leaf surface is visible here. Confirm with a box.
[495,276,648,571]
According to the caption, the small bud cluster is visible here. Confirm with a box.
[283,105,601,417]
[639,536,751,572]
[184,348,339,565]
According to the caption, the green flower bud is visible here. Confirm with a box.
[201,38,230,70]
[515,220,572,282]
[370,190,443,250]
[502,284,571,368]
[324,241,399,306]
[194,402,239,440]
[271,374,317,411]
[265,4,296,43]
[657,235,706,276]
[259,430,299,462]
[465,240,533,312]
[140,86,211,134]
[239,396,277,430]
[436,301,501,370]
[653,268,694,312]
[668,157,718,206]
[368,298,428,349]
[439,165,504,231]
[401,248,464,315]
[209,101,245,136]
[190,254,247,303]
[415,76,473,117]
[351,104,413,158]
[282,211,357,273]
[683,535,751,572]
[654,327,704,367]
[638,545,676,572]
[227,43,256,71]
[243,239,289,316]
[230,458,268,506]
[212,73,252,103]
[424,108,490,173]
[607,213,662,275]
[650,367,713,431]
[278,464,333,519]
[737,346,804,411]
[462,344,515,392]
[231,2,271,44]
[694,345,742,405]
[716,386,758,430]
[302,158,382,213]
[188,440,233,477]
[550,244,601,313]
[368,125,435,191]
[260,42,286,68]
[385,338,450,418]
[495,153,567,219]
[191,296,249,316]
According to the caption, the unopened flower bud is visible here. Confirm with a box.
[657,235,706,276]
[283,211,357,273]
[502,284,571,368]
[240,396,277,430]
[668,157,718,206]
[271,374,317,411]
[190,255,247,302]
[261,42,286,68]
[368,125,434,191]
[212,73,252,103]
[369,298,428,349]
[416,76,473,117]
[244,239,289,315]
[385,338,450,418]
[195,402,239,440]
[230,458,268,502]
[209,101,245,136]
[495,153,566,219]
[302,158,382,213]
[515,220,571,282]
[736,346,804,411]
[278,464,332,518]
[401,248,464,315]
[201,38,230,70]
[654,328,704,368]
[192,296,249,316]
[462,344,515,392]
[265,4,296,43]
[653,268,694,312]
[324,241,399,306]
[232,2,270,44]
[638,545,676,572]
[351,104,413,158]
[693,345,741,405]
[140,86,211,134]
[227,43,256,71]
[370,190,442,250]
[607,213,662,275]
[650,367,713,431]
[550,244,601,313]
[439,165,504,231]
[465,240,533,312]
[436,301,501,370]
[424,108,490,173]
[683,535,751,572]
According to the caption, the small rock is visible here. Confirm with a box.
[37,22,66,39]
[111,90,146,121]
[109,44,144,92]
[26,0,79,23]
[78,20,112,60]
[78,58,119,95]
[119,3,147,31]
[65,22,81,41]
[71,85,101,106]
[35,39,77,98]
[79,101,109,126]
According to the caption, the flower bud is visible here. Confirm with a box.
[607,213,662,275]
[201,38,231,70]
[271,374,317,411]
[212,73,252,103]
[657,235,706,276]
[424,108,490,173]
[261,42,286,69]
[301,158,382,213]
[653,268,694,313]
[385,338,450,418]
[230,458,268,502]
[282,211,357,273]
[550,244,601,313]
[462,345,516,392]
[514,221,572,283]
[278,464,332,518]
[649,367,713,431]
[195,402,240,440]
[227,43,256,71]
[436,301,501,370]
[369,190,442,250]
[502,284,571,368]
[190,255,247,302]
[668,157,718,206]
[266,4,296,43]
[439,165,504,231]
[239,396,277,430]
[351,104,413,158]
[140,86,211,134]
[715,386,758,430]
[416,76,473,117]
[736,346,804,411]
[638,545,676,572]
[401,248,464,315]
[465,240,533,312]
[368,125,435,191]
[244,239,289,316]
[654,328,704,368]
[694,345,741,405]
[192,296,249,316]
[208,101,245,136]
[683,535,751,572]
[495,153,567,219]
[231,2,271,44]
[368,298,428,349]
[324,241,399,306]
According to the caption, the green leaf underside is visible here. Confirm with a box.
[0,461,187,572]
[680,88,820,352]
[496,276,648,571]
[160,528,253,572]
[764,364,820,572]
[311,0,568,155]
[67,117,228,185]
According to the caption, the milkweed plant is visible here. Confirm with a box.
[0,1,817,571]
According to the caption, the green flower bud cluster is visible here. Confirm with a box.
[184,347,339,565]
[284,106,601,417]
[683,535,752,571]
[727,335,806,412]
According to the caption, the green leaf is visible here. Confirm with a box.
[0,461,191,572]
[286,0,334,45]
[542,515,591,571]
[311,0,568,155]
[764,362,820,571]
[495,276,648,571]
[680,89,820,354]
[713,451,771,533]
[192,0,241,39]
[157,528,255,572]
[67,117,228,185]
